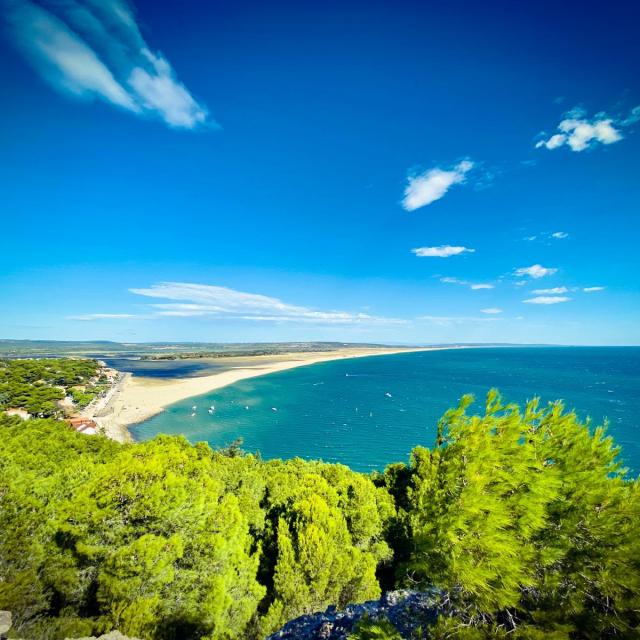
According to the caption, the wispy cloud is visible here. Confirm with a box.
[532,286,568,295]
[535,106,639,152]
[583,286,605,292]
[4,0,211,129]
[514,264,558,279]
[523,296,570,305]
[402,160,473,210]
[524,231,569,243]
[412,245,475,258]
[124,282,404,325]
[440,277,493,290]
[481,308,502,314]
[621,106,640,126]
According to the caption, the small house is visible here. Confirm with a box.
[67,417,98,435]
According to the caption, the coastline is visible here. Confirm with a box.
[88,347,447,443]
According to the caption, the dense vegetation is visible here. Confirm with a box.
[0,384,638,639]
[379,392,639,638]
[0,358,105,417]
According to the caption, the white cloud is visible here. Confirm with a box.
[5,0,211,129]
[532,287,568,295]
[560,118,621,151]
[412,245,475,258]
[440,277,493,290]
[514,264,558,279]
[128,50,208,128]
[127,282,404,325]
[481,308,502,314]
[551,231,568,239]
[536,133,567,150]
[535,107,637,152]
[523,296,571,305]
[402,160,473,210]
[583,286,605,292]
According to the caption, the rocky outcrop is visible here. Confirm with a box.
[0,611,11,639]
[3,594,441,640]
[267,590,444,639]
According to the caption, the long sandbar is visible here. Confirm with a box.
[92,347,443,442]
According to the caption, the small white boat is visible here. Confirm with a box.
[271,407,278,412]
[190,412,196,417]
[245,406,249,410]
[210,405,215,410]
[385,392,392,398]
[192,405,197,410]
[208,409,214,415]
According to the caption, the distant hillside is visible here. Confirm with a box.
[0,340,548,359]
[0,340,407,358]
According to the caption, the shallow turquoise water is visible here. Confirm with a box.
[132,347,640,474]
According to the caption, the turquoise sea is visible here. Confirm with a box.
[132,347,640,474]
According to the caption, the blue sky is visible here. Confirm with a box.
[1,0,639,345]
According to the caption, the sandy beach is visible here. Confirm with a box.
[88,347,440,442]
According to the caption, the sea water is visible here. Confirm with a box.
[132,347,640,474]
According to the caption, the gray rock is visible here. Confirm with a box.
[267,589,444,640]
[67,633,140,640]
[0,611,11,635]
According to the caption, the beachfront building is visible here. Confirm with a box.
[66,417,99,435]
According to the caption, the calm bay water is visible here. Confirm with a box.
[132,347,640,474]
[102,357,233,378]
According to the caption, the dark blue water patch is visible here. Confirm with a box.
[101,358,234,379]
[132,347,640,474]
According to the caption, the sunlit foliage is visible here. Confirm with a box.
[1,381,638,639]
[0,416,390,639]
[0,358,103,417]
[381,391,640,638]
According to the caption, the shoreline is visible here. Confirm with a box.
[88,347,451,443]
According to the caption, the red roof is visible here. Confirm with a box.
[67,417,97,429]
